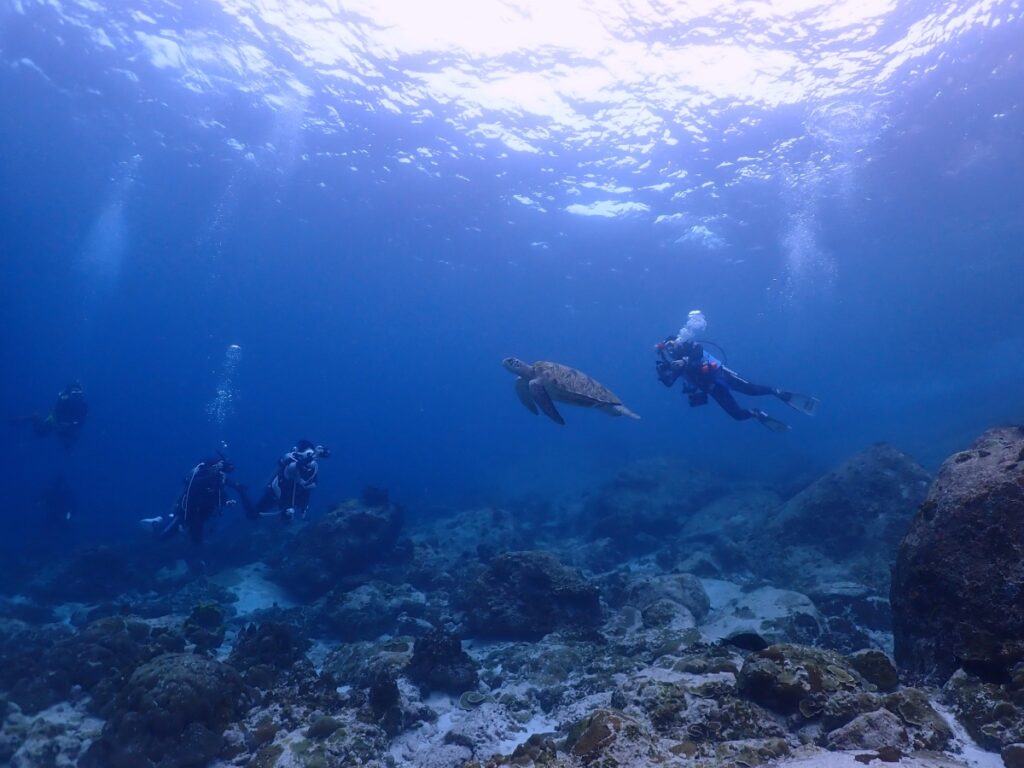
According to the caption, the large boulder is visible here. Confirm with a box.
[82,653,251,768]
[892,426,1024,681]
[272,502,404,600]
[754,443,929,592]
[463,551,602,640]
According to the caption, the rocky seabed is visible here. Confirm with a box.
[2,428,1023,768]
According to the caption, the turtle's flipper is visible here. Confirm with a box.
[529,378,565,425]
[514,378,539,415]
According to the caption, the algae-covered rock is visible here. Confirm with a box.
[11,615,183,715]
[680,694,786,745]
[229,621,308,672]
[738,644,868,715]
[624,678,689,731]
[273,502,404,600]
[321,638,414,688]
[1003,743,1024,768]
[849,649,899,693]
[820,690,884,732]
[318,581,427,641]
[306,715,342,739]
[463,550,602,640]
[944,668,1024,751]
[567,709,654,766]
[627,572,711,622]
[883,687,953,750]
[826,708,910,751]
[184,603,226,652]
[82,652,251,768]
[713,737,790,767]
[405,628,479,695]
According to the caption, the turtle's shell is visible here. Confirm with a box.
[534,361,622,406]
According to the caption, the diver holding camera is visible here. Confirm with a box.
[656,310,818,433]
[240,440,332,521]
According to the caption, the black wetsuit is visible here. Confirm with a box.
[242,450,320,521]
[15,387,88,449]
[657,341,780,421]
[161,460,238,544]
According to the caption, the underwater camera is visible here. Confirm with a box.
[687,391,709,407]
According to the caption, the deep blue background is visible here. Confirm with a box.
[1,1,1022,553]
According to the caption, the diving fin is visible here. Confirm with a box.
[754,410,790,433]
[139,516,165,533]
[779,391,820,416]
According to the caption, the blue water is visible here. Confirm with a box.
[1,0,1022,549]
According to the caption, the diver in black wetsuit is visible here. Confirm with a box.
[11,383,89,449]
[141,456,241,544]
[654,315,819,432]
[240,440,330,522]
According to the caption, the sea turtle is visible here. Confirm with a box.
[502,357,640,425]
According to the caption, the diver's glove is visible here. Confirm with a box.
[315,445,331,459]
[655,360,677,387]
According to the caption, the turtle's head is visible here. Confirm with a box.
[503,357,533,377]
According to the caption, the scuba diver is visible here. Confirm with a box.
[11,382,88,449]
[240,440,330,522]
[140,455,241,544]
[655,310,819,432]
